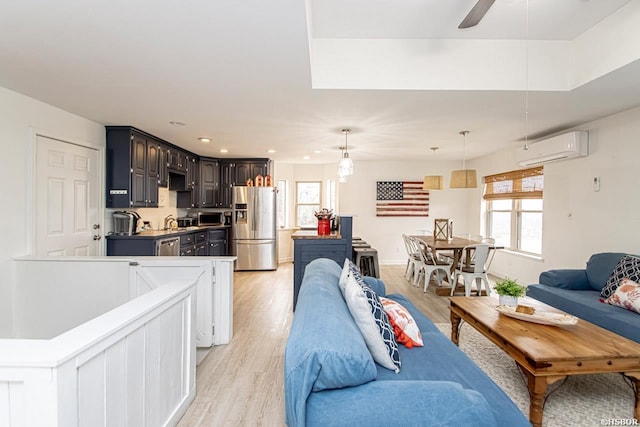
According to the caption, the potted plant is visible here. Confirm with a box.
[494,278,527,306]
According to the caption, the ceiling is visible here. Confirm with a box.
[1,0,639,164]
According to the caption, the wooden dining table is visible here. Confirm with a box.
[411,235,503,295]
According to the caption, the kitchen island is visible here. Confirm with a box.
[291,216,352,310]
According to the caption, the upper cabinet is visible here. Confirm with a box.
[218,159,270,208]
[200,158,220,208]
[106,127,163,208]
[106,126,271,209]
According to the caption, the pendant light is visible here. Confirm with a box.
[450,131,478,189]
[423,147,444,190]
[337,129,354,178]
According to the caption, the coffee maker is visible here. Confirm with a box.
[112,211,142,235]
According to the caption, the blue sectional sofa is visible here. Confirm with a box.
[527,252,640,343]
[284,258,529,427]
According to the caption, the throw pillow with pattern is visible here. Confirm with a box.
[380,297,424,348]
[601,255,640,299]
[605,278,640,314]
[343,274,401,372]
[339,258,366,296]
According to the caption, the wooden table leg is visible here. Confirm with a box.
[624,372,640,420]
[521,368,566,427]
[450,310,461,346]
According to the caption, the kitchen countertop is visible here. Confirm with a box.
[291,230,342,240]
[107,224,231,239]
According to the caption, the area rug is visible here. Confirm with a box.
[434,323,636,426]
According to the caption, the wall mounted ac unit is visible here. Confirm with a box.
[516,131,589,167]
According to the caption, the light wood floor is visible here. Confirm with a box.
[177,262,471,426]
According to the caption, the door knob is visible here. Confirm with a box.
[93,235,102,241]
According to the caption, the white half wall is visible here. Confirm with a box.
[0,87,105,337]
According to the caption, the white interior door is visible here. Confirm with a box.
[36,135,101,256]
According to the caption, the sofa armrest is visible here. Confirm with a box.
[538,269,591,290]
[305,380,497,427]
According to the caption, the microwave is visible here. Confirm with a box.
[197,212,223,225]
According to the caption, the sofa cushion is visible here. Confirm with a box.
[600,254,640,298]
[584,252,626,292]
[285,259,378,426]
[377,294,529,427]
[344,273,401,372]
[306,380,498,427]
[606,278,640,314]
[380,296,423,348]
[527,283,640,343]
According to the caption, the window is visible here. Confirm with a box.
[277,179,288,229]
[484,167,543,255]
[296,181,322,228]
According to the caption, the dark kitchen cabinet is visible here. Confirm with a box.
[208,229,228,256]
[218,159,271,208]
[106,127,160,208]
[200,158,220,207]
[220,161,234,208]
[158,143,169,187]
[168,148,188,172]
[231,160,270,186]
[177,157,200,208]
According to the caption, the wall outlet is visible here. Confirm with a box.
[593,176,600,192]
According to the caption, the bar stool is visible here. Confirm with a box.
[353,247,380,278]
[352,241,371,260]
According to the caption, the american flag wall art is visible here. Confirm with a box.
[376,181,429,217]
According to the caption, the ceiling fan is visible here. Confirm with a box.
[459,0,495,29]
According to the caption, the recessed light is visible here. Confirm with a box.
[169,121,186,126]
[303,155,310,160]
[313,150,322,154]
[220,148,229,153]
[267,149,276,154]
[198,137,212,143]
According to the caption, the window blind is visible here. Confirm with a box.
[483,166,543,200]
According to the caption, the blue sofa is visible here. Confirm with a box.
[284,258,529,427]
[527,252,640,343]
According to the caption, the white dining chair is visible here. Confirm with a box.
[402,234,422,284]
[412,238,453,293]
[450,243,496,297]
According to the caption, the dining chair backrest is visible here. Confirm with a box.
[461,244,495,274]
[469,234,483,242]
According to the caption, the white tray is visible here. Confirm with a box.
[495,305,578,326]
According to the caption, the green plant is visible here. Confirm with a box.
[493,278,527,297]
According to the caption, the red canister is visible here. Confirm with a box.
[317,219,331,236]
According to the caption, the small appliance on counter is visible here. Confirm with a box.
[112,211,142,235]
[176,217,196,228]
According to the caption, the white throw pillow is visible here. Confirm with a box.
[343,274,401,372]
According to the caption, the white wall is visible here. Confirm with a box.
[278,158,473,264]
[0,87,105,337]
[278,107,640,282]
[468,106,640,284]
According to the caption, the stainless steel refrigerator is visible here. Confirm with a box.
[232,186,278,271]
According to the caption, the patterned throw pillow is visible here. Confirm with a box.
[601,255,640,299]
[379,297,424,348]
[339,258,366,295]
[605,278,640,314]
[343,274,401,372]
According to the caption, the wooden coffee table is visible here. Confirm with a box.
[449,296,640,427]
